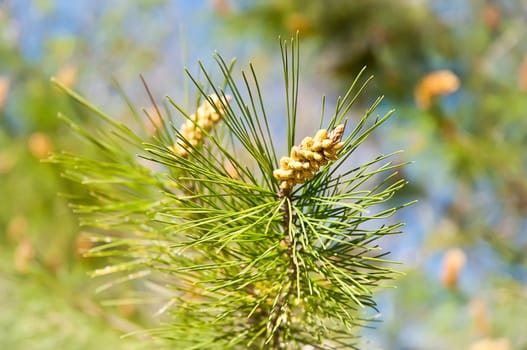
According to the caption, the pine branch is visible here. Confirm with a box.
[51,36,412,349]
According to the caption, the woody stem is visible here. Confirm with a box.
[269,189,297,348]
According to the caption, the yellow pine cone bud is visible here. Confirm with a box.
[273,124,345,192]
[414,70,460,109]
[441,247,466,289]
[470,338,510,350]
[172,94,231,157]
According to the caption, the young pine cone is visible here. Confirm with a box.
[172,94,231,157]
[273,124,345,192]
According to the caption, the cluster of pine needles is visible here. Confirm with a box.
[50,36,412,349]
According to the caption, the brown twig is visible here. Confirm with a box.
[268,190,297,348]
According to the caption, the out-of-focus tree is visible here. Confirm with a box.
[227,0,527,348]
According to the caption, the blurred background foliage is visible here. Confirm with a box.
[1,0,526,349]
